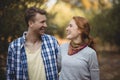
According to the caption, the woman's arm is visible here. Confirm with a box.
[88,51,100,80]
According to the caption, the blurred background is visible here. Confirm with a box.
[0,0,120,80]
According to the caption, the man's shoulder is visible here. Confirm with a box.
[9,37,23,46]
[42,34,56,40]
[43,34,54,37]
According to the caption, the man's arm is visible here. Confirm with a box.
[6,44,15,80]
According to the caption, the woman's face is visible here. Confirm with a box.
[66,19,81,40]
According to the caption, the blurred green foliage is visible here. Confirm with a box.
[91,0,120,47]
[0,0,46,54]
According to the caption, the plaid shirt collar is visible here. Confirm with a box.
[20,31,45,48]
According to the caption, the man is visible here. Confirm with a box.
[6,7,59,80]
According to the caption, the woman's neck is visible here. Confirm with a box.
[70,38,85,48]
[72,36,82,43]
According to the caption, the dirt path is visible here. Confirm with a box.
[99,51,120,80]
[0,51,120,80]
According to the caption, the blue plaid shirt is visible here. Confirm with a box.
[7,32,59,80]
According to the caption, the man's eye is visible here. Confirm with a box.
[40,21,46,23]
[41,21,44,23]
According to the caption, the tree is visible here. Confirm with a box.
[0,0,46,54]
[91,0,120,48]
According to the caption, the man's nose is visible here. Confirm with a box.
[44,23,47,27]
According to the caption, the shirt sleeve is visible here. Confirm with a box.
[57,46,61,73]
[88,51,100,80]
[53,37,60,59]
[6,44,15,80]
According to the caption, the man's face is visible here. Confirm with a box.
[29,13,47,35]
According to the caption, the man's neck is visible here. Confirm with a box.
[25,32,42,52]
[26,31,41,44]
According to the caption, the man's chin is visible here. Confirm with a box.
[66,37,71,40]
[40,32,45,35]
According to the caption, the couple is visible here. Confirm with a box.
[6,7,99,80]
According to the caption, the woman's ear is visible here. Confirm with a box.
[78,29,82,34]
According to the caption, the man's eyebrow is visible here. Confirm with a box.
[41,20,46,23]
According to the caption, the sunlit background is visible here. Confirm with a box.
[0,0,120,80]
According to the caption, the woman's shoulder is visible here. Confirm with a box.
[83,46,96,54]
[60,43,69,47]
[59,43,69,54]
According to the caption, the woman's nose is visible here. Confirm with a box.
[66,26,69,31]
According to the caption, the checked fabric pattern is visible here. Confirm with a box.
[7,32,59,80]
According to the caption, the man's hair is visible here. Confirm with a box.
[25,7,47,26]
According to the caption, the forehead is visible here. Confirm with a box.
[69,19,76,25]
[69,19,79,29]
[34,13,47,21]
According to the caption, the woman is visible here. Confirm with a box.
[58,16,99,80]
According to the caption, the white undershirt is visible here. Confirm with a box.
[25,46,46,80]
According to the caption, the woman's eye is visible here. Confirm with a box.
[69,24,72,27]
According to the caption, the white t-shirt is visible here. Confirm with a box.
[25,47,46,80]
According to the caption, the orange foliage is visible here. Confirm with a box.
[81,0,92,10]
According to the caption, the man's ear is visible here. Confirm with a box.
[28,20,33,27]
